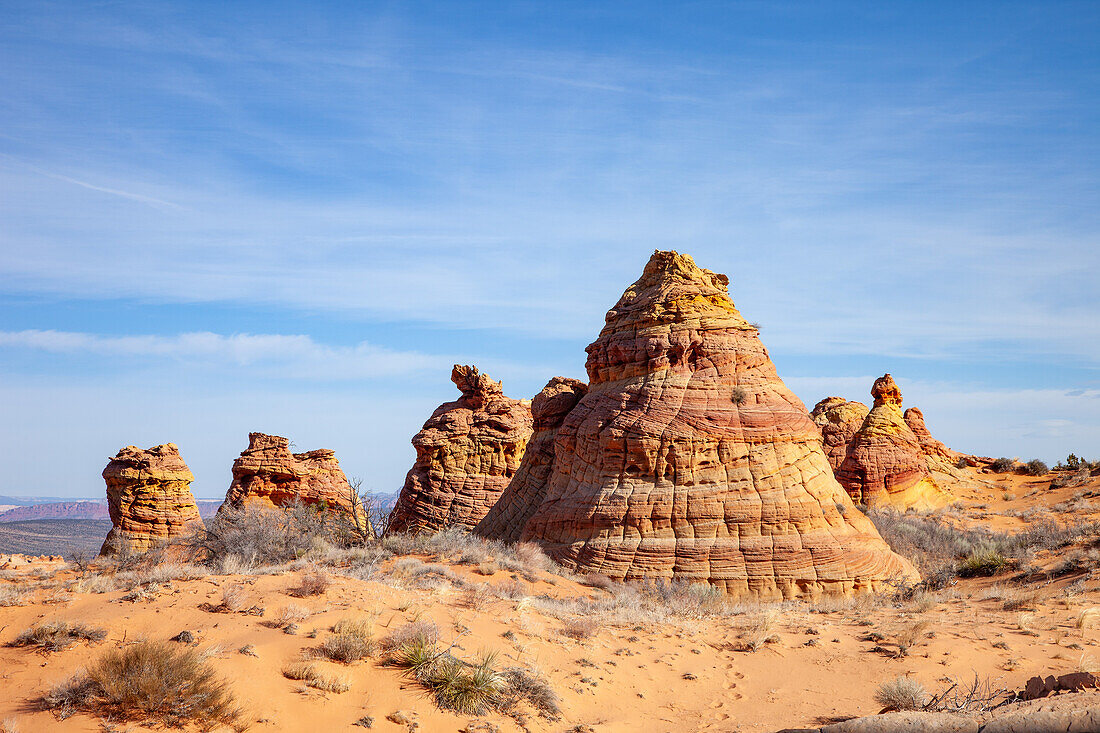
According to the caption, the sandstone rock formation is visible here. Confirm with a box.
[388,365,534,535]
[904,406,956,462]
[475,376,588,543]
[811,397,869,470]
[222,433,360,517]
[490,250,917,599]
[835,375,952,510]
[100,444,202,555]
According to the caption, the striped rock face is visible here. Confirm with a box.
[811,397,870,471]
[904,407,956,462]
[100,443,202,555]
[475,376,588,543]
[388,365,534,535]
[515,250,918,600]
[836,375,953,510]
[222,433,359,516]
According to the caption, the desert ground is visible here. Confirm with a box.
[2,466,1100,733]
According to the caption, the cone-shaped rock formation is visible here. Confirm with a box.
[222,433,360,517]
[497,250,917,599]
[475,376,588,543]
[835,375,952,510]
[388,365,534,535]
[100,444,202,555]
[811,397,870,471]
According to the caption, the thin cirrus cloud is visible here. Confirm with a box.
[0,329,446,380]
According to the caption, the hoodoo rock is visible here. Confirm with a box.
[100,444,202,555]
[835,375,952,510]
[904,407,956,462]
[811,397,870,471]
[476,376,588,543]
[388,365,534,535]
[222,433,359,515]
[493,250,918,599]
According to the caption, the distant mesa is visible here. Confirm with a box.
[221,432,362,520]
[477,250,917,599]
[833,374,954,510]
[100,443,203,555]
[388,365,534,535]
[476,376,588,543]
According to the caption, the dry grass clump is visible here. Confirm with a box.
[0,585,29,607]
[1001,587,1042,611]
[1077,607,1100,629]
[281,662,350,693]
[736,609,780,652]
[270,603,312,629]
[560,616,600,641]
[957,545,1009,578]
[894,620,931,657]
[380,620,439,655]
[476,561,499,576]
[220,584,247,612]
[288,570,330,597]
[874,676,927,711]
[315,619,375,663]
[10,621,107,652]
[0,717,17,733]
[44,640,245,730]
[498,667,562,721]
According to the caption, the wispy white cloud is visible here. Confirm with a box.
[0,329,443,379]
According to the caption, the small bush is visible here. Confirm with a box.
[288,570,330,598]
[731,387,747,405]
[499,667,561,720]
[958,546,1009,577]
[184,502,332,568]
[11,621,106,652]
[874,676,926,711]
[990,458,1016,473]
[1001,588,1041,611]
[1022,459,1049,476]
[560,617,599,641]
[0,586,28,607]
[380,621,439,655]
[316,622,374,663]
[272,604,312,628]
[44,641,244,729]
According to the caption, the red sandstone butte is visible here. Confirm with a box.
[388,365,534,535]
[221,433,359,515]
[835,375,952,510]
[505,250,918,599]
[100,444,203,555]
[811,397,870,471]
[475,376,588,543]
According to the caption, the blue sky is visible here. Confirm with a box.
[1,1,1098,498]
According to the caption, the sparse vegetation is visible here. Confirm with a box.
[386,630,504,715]
[1023,459,1049,476]
[874,676,926,710]
[990,458,1016,473]
[957,545,1008,577]
[282,662,350,693]
[315,619,375,663]
[10,621,106,652]
[44,641,245,730]
[288,569,330,597]
[0,585,28,607]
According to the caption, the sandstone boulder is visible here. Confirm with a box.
[222,433,359,517]
[835,375,953,510]
[388,365,534,535]
[502,250,918,599]
[100,444,202,555]
[475,376,588,543]
[812,397,870,470]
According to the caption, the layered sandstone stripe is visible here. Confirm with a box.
[904,407,956,462]
[222,433,361,518]
[475,376,587,543]
[836,375,953,510]
[515,250,918,599]
[811,397,869,471]
[100,444,202,555]
[388,365,534,535]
